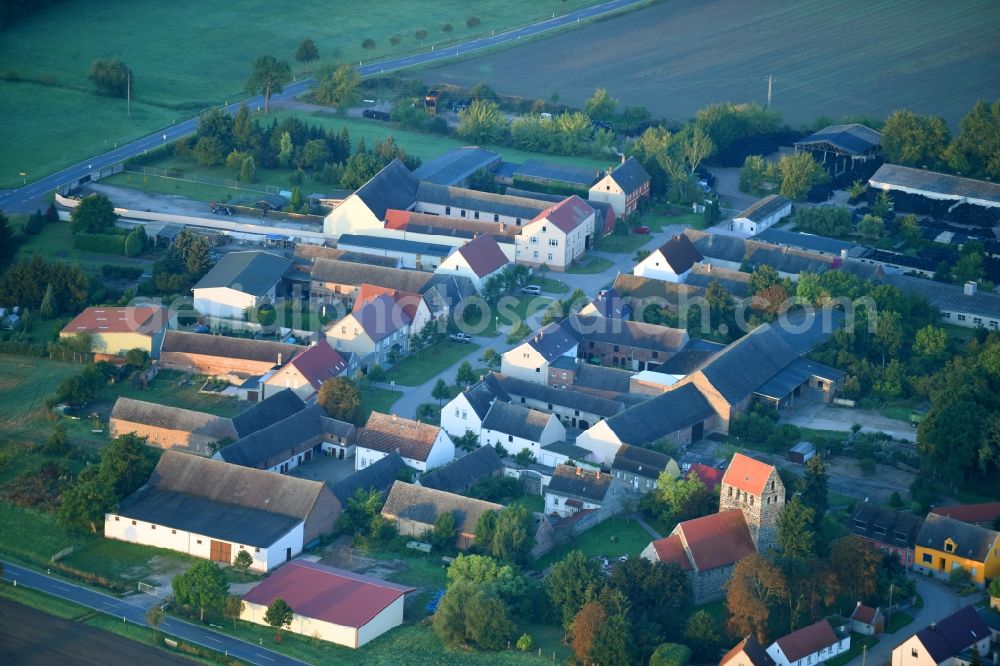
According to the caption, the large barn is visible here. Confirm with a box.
[869,163,1000,228]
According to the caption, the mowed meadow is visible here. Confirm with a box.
[0,0,604,186]
[421,0,1000,128]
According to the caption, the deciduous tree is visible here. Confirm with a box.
[245,55,292,114]
[431,378,450,406]
[294,38,319,71]
[830,536,882,602]
[882,110,950,168]
[650,643,692,666]
[264,597,294,640]
[317,376,363,425]
[458,99,507,144]
[726,554,787,643]
[314,63,361,113]
[456,360,476,386]
[684,610,721,662]
[87,58,131,97]
[70,193,118,234]
[546,550,605,629]
[778,152,824,201]
[233,549,254,582]
[571,601,607,663]
[584,88,618,122]
[172,561,230,622]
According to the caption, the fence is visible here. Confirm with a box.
[138,581,165,597]
[124,166,279,195]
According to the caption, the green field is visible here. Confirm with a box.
[0,354,80,444]
[473,294,554,338]
[94,369,244,418]
[567,257,613,274]
[0,0,607,187]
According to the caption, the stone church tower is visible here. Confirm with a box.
[719,452,785,551]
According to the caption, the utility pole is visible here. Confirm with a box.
[767,75,773,109]
[862,643,867,666]
[127,70,131,118]
[888,583,894,625]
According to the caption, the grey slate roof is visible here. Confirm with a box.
[869,163,1000,207]
[412,147,501,186]
[515,160,597,188]
[231,388,307,439]
[481,401,554,441]
[653,339,727,375]
[567,314,687,353]
[218,404,326,469]
[612,444,678,479]
[848,503,924,550]
[117,487,302,547]
[795,123,882,155]
[541,441,591,460]
[883,274,1000,321]
[337,234,453,258]
[689,323,800,405]
[329,453,407,504]
[353,159,420,220]
[604,383,714,445]
[110,397,237,441]
[755,357,845,401]
[573,363,633,394]
[161,331,305,367]
[913,605,991,664]
[494,373,624,418]
[463,375,511,420]
[754,228,858,256]
[655,234,704,274]
[547,464,614,502]
[419,446,504,494]
[605,156,651,193]
[684,229,838,276]
[524,319,581,361]
[321,417,357,442]
[310,258,433,293]
[193,251,292,296]
[421,273,477,308]
[416,182,550,220]
[382,480,501,534]
[915,513,1000,562]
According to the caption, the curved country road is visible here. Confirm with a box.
[0,0,648,213]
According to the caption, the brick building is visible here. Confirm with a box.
[159,331,304,378]
[109,397,237,456]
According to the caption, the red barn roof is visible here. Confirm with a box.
[931,502,1000,525]
[722,452,775,495]
[687,463,724,492]
[675,509,755,571]
[531,195,593,233]
[775,620,839,663]
[851,603,881,625]
[287,339,348,390]
[648,534,692,570]
[242,560,413,628]
[456,234,508,277]
[61,306,171,336]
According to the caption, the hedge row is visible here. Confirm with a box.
[0,339,47,357]
[101,264,143,280]
[74,233,126,255]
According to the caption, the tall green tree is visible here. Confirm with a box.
[58,466,117,533]
[233,549,254,582]
[776,496,816,559]
[726,554,787,643]
[172,561,230,622]
[456,360,476,386]
[264,597,294,640]
[683,610,721,662]
[882,110,950,168]
[69,193,118,234]
[546,550,605,629]
[246,55,292,114]
[87,59,131,97]
[584,88,618,122]
[458,99,507,144]
[318,377,363,425]
[800,456,828,531]
[0,212,15,262]
[294,38,319,71]
[39,283,57,318]
[946,99,1000,179]
[314,63,361,113]
[431,378,450,406]
[778,152,824,201]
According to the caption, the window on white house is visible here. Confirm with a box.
[131,520,136,525]
[114,516,119,521]
[255,547,260,553]
[197,540,202,545]
[445,206,451,215]
[172,529,176,534]
[533,251,539,259]
[151,525,156,530]
[461,410,467,419]
[455,408,460,417]
[530,236,538,244]
[548,239,558,246]
[547,253,553,261]
[911,649,918,658]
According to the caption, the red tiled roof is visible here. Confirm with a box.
[384,209,411,230]
[775,620,839,663]
[359,412,442,461]
[531,195,593,233]
[688,463,724,492]
[851,603,880,625]
[720,635,776,666]
[931,502,1000,524]
[722,452,775,495]
[456,234,508,277]
[61,306,171,336]
[354,284,422,323]
[649,534,692,570]
[675,509,755,571]
[242,560,413,628]
[288,339,348,390]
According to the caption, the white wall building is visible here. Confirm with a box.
[730,195,792,236]
[633,234,704,283]
[766,620,850,666]
[478,401,566,459]
[355,412,455,472]
[514,196,595,271]
[191,251,291,320]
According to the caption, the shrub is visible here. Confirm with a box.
[101,264,143,280]
[74,232,125,255]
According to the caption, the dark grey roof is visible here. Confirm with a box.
[916,513,1000,562]
[482,401,555,441]
[161,331,306,367]
[772,309,844,355]
[735,195,792,223]
[550,356,577,371]
[848,503,924,550]
[883,274,1000,321]
[494,373,624,417]
[573,363,633,394]
[691,323,800,404]
[421,273,477,309]
[110,397,237,441]
[337,234,452,258]
[755,358,845,401]
[504,187,564,203]
[412,147,501,186]
[329,453,407,504]
[653,340,726,375]
[685,229,837,276]
[612,444,677,479]
[321,417,356,442]
[218,404,325,469]
[515,160,597,188]
[870,164,1000,208]
[586,289,629,319]
[310,258,433,293]
[257,194,289,210]
[416,182,550,220]
[353,159,420,220]
[193,251,292,296]
[607,157,651,193]
[795,124,882,156]
[540,440,591,460]
[547,465,614,502]
[567,314,688,353]
[655,234,704,274]
[914,606,991,664]
[420,446,504,494]
[382,480,501,534]
[231,388,307,439]
[116,487,302,547]
[604,383,714,445]
[754,228,857,256]
[463,375,511,420]
[685,265,753,298]
[524,319,581,361]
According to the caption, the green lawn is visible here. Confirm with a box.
[884,611,914,633]
[101,171,252,203]
[567,257,614,273]
[473,294,554,338]
[387,341,480,386]
[534,516,653,570]
[642,211,703,232]
[0,354,81,446]
[827,633,878,666]
[527,276,570,294]
[0,0,609,188]
[95,369,244,418]
[16,220,156,272]
[510,494,545,514]
[828,490,857,508]
[595,232,654,255]
[360,385,403,420]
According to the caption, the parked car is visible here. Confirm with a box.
[521,285,542,295]
[193,324,210,333]
[449,332,472,343]
[632,225,650,235]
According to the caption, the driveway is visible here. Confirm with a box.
[845,577,982,666]
[780,402,916,443]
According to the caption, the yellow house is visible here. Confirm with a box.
[60,306,172,358]
[914,512,1000,586]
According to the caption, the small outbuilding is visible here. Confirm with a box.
[730,195,792,235]
[787,441,816,464]
[241,560,413,648]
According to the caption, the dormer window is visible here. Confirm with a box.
[944,539,956,553]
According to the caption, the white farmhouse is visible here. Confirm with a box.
[730,195,792,235]
[633,234,704,283]
[500,320,578,384]
[355,411,454,472]
[766,620,850,666]
[515,196,595,270]
[890,605,991,666]
[479,400,565,459]
[192,251,292,320]
[440,375,510,440]
[435,233,510,291]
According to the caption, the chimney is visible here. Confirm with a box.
[576,467,582,476]
[596,470,601,479]
[840,249,848,260]
[620,153,626,166]
[964,281,977,296]
[277,352,283,365]
[392,413,397,421]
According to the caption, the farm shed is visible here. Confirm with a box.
[730,195,792,235]
[787,441,815,463]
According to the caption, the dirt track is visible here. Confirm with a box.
[0,597,195,666]
[419,0,1000,127]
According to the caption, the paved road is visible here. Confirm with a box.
[0,0,647,214]
[844,577,982,666]
[1,561,306,666]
